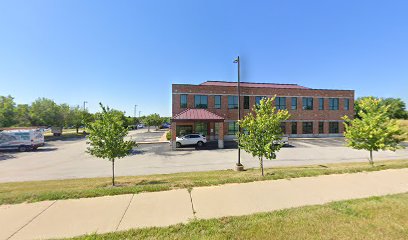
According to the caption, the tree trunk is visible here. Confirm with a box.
[260,157,264,176]
[76,127,79,134]
[369,150,374,166]
[112,159,115,186]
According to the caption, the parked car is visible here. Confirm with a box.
[176,134,207,148]
[272,136,289,146]
[137,124,144,129]
[161,122,171,129]
[0,129,45,152]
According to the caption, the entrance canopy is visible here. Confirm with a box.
[172,109,224,122]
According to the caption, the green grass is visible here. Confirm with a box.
[69,193,408,240]
[1,159,407,205]
[398,119,408,137]
[44,129,86,141]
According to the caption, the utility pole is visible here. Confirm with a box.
[134,105,138,118]
[233,56,244,171]
[83,101,88,111]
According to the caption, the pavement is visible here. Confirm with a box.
[0,133,407,182]
[1,168,408,240]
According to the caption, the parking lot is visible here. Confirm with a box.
[0,131,407,183]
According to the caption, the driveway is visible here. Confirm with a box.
[0,138,407,183]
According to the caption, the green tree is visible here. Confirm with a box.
[86,103,136,186]
[238,97,290,176]
[0,95,16,127]
[343,97,405,166]
[64,106,88,133]
[30,98,64,127]
[382,98,408,119]
[143,113,161,132]
[14,104,31,126]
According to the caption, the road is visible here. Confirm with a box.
[0,130,407,182]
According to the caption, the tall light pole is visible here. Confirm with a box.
[234,56,244,171]
[134,105,138,118]
[83,101,88,111]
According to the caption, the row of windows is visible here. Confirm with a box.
[180,95,350,111]
[227,121,340,135]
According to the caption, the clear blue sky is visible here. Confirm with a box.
[1,0,407,116]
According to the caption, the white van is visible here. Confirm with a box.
[0,129,45,152]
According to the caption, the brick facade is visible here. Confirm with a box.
[171,81,354,141]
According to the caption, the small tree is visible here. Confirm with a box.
[143,113,161,131]
[86,103,136,186]
[343,97,405,166]
[238,97,290,176]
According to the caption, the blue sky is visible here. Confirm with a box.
[0,0,407,116]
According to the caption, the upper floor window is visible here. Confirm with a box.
[244,96,250,109]
[319,98,324,110]
[344,98,350,110]
[228,96,238,109]
[214,95,221,109]
[291,97,297,110]
[255,96,266,105]
[180,94,187,108]
[194,95,208,109]
[302,97,313,110]
[275,97,286,110]
[329,98,339,110]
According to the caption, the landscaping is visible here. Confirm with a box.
[1,159,407,205]
[69,192,408,239]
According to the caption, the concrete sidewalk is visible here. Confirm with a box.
[1,169,408,240]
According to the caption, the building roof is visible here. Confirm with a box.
[200,81,310,89]
[172,108,224,122]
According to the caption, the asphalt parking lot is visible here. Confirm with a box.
[0,134,407,183]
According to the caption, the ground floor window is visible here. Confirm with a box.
[228,121,238,135]
[195,122,208,136]
[291,122,297,134]
[319,122,324,134]
[329,122,339,133]
[280,122,286,134]
[302,122,313,134]
[176,125,193,136]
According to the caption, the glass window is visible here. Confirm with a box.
[291,122,297,134]
[244,96,250,109]
[228,121,239,135]
[302,122,313,134]
[255,96,266,105]
[276,97,286,110]
[344,98,350,110]
[194,95,208,109]
[291,97,297,110]
[319,98,324,110]
[329,98,339,110]
[281,122,286,134]
[214,95,221,109]
[195,122,208,135]
[319,122,324,134]
[302,97,313,110]
[228,96,238,109]
[329,122,339,133]
[180,94,187,108]
[176,125,192,136]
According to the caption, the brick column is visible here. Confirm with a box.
[218,121,224,148]
[171,122,177,150]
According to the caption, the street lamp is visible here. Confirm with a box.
[83,101,88,111]
[234,56,244,171]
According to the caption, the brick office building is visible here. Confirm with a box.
[171,81,354,148]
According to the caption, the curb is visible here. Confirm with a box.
[137,141,170,145]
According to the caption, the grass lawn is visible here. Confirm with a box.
[44,128,86,141]
[70,193,408,240]
[1,159,407,205]
[398,119,408,138]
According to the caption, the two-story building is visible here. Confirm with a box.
[171,81,354,149]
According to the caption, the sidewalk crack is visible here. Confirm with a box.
[188,188,196,218]
[7,200,57,240]
[115,194,134,231]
